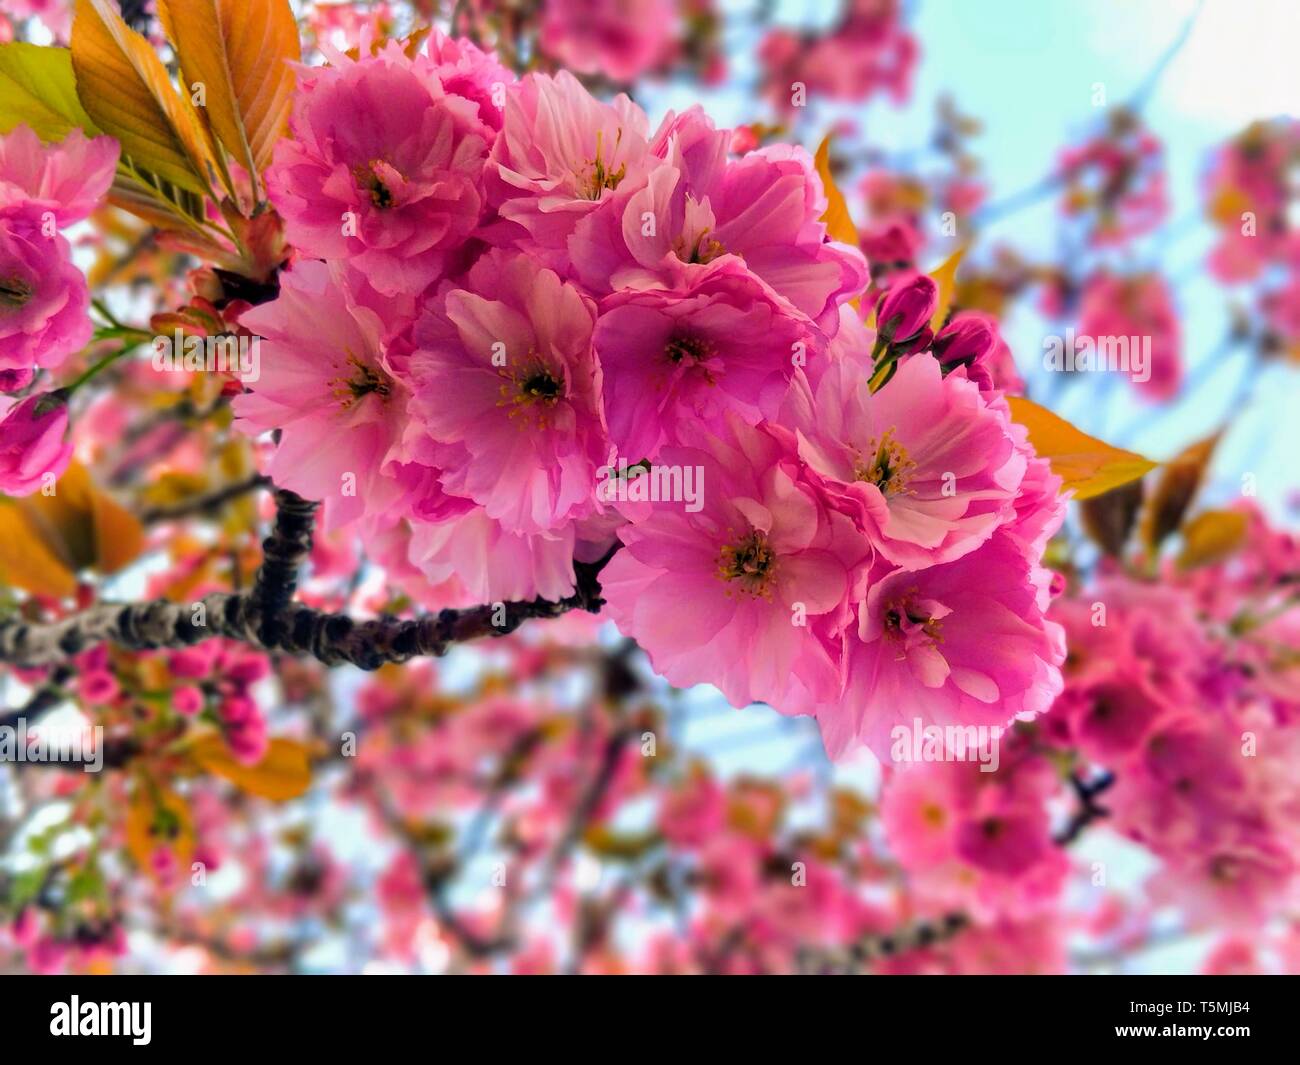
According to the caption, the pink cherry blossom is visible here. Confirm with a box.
[0,125,118,228]
[600,418,870,711]
[265,41,489,295]
[233,259,416,529]
[593,256,816,461]
[407,249,606,535]
[1077,270,1182,402]
[825,532,1065,759]
[571,110,868,332]
[782,351,1027,569]
[0,392,72,495]
[539,0,679,83]
[486,70,653,267]
[0,204,91,384]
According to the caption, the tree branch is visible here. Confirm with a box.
[1054,769,1116,845]
[0,486,619,671]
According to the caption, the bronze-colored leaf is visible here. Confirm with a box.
[1141,430,1222,554]
[1079,479,1145,558]
[71,0,217,196]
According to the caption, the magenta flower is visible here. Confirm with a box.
[539,0,679,83]
[0,205,92,385]
[233,260,416,529]
[265,41,490,295]
[593,257,816,461]
[407,249,607,535]
[824,532,1065,759]
[0,125,118,228]
[486,70,654,267]
[571,113,868,332]
[600,419,870,711]
[0,392,73,496]
[783,351,1026,569]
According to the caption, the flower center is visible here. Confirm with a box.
[0,275,33,309]
[882,591,944,645]
[355,161,395,209]
[521,370,562,402]
[330,355,392,409]
[854,428,915,497]
[577,129,627,200]
[921,803,946,829]
[718,529,777,599]
[664,334,714,366]
[673,228,726,265]
[499,353,566,428]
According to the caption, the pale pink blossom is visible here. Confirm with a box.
[233,260,416,529]
[0,392,72,495]
[266,42,489,295]
[0,205,91,385]
[0,125,118,228]
[407,249,606,535]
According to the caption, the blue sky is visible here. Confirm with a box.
[643,0,1300,517]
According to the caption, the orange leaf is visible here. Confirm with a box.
[1141,430,1221,553]
[1007,396,1157,500]
[926,245,967,332]
[0,462,144,596]
[156,0,299,188]
[71,0,217,195]
[814,135,859,247]
[126,786,195,877]
[1178,509,1249,570]
[190,735,312,801]
[0,503,78,597]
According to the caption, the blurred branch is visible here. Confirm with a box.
[0,487,619,670]
[1054,769,1117,846]
[138,473,270,524]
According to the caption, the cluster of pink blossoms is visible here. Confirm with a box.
[880,502,1300,939]
[759,0,917,117]
[1076,270,1183,402]
[0,125,118,493]
[235,31,1065,760]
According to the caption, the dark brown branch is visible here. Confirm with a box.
[138,473,270,524]
[1054,769,1116,846]
[796,912,970,975]
[0,487,619,671]
[0,665,73,730]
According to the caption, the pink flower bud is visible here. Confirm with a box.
[875,271,938,343]
[932,315,994,366]
[227,719,269,766]
[168,648,213,679]
[172,685,205,717]
[0,392,72,496]
[76,671,119,707]
[220,693,258,726]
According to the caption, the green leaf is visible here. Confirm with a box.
[0,42,98,140]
